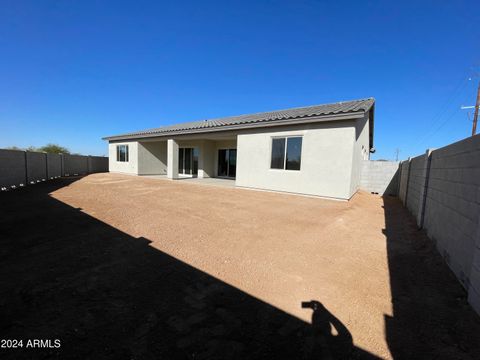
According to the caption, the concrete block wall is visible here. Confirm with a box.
[397,134,480,315]
[0,149,109,190]
[398,161,409,204]
[359,160,399,195]
[0,149,27,188]
[47,153,62,179]
[88,156,109,173]
[471,244,480,316]
[405,154,427,222]
[423,136,480,313]
[26,151,47,184]
[63,154,89,175]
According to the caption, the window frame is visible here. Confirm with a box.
[116,144,129,162]
[270,135,303,171]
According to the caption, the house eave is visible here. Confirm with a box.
[103,111,366,142]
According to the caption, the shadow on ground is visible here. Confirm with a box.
[383,196,480,359]
[0,178,379,360]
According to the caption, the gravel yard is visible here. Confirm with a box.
[0,173,479,359]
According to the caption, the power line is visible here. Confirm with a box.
[411,76,470,148]
[415,78,475,148]
[421,107,462,145]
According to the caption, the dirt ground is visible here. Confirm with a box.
[1,173,479,359]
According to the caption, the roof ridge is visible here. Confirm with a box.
[201,97,375,122]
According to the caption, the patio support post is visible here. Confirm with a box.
[197,141,205,179]
[167,139,179,179]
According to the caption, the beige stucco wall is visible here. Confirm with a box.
[138,141,167,175]
[108,141,138,174]
[107,117,368,199]
[201,141,216,177]
[349,113,370,197]
[235,122,356,199]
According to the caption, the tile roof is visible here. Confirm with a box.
[103,98,374,140]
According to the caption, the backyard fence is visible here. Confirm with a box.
[397,134,480,314]
[0,149,108,190]
[359,160,400,195]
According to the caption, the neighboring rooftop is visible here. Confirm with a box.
[103,98,375,141]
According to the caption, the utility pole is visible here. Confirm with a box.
[395,148,400,161]
[472,80,480,136]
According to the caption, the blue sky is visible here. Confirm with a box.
[0,0,478,159]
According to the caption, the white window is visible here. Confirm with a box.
[116,145,129,162]
[270,136,302,171]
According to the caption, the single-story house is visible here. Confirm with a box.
[103,98,375,200]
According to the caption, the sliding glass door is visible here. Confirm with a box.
[228,149,236,177]
[178,148,198,176]
[218,149,236,178]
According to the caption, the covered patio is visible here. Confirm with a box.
[136,132,238,181]
[143,174,236,188]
